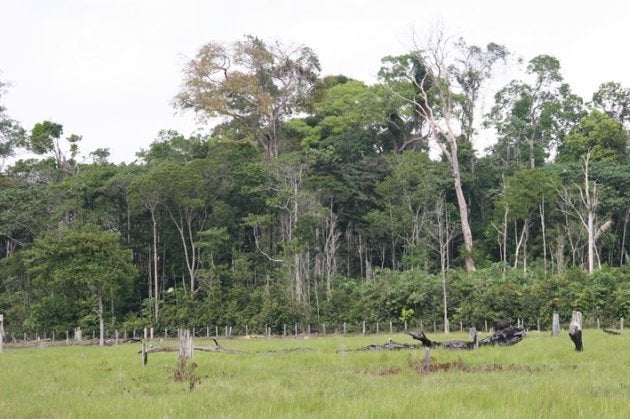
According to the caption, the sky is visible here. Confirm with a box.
[1,0,629,163]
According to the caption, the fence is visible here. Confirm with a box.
[0,314,624,346]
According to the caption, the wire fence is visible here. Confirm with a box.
[0,314,624,346]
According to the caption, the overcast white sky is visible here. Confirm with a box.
[2,0,629,163]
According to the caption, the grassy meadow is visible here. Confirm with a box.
[0,330,629,418]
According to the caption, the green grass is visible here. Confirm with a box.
[1,331,629,418]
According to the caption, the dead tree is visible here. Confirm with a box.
[407,330,479,350]
[569,310,583,351]
[492,320,511,331]
[478,325,526,346]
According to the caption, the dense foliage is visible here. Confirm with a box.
[0,35,628,337]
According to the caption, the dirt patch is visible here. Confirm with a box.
[408,354,545,375]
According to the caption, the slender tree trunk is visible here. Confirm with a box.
[151,210,159,320]
[501,174,509,271]
[323,204,340,298]
[98,291,104,347]
[437,198,450,334]
[528,138,536,169]
[513,220,529,270]
[448,144,475,272]
[587,201,595,274]
[582,153,596,274]
[540,198,547,275]
[621,207,629,266]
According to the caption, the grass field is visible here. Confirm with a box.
[1,330,629,418]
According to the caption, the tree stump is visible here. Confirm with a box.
[569,310,583,351]
[551,313,560,337]
[141,341,147,365]
[178,329,193,361]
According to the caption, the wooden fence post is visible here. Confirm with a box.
[621,318,624,330]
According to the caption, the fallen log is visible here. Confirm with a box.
[407,330,479,350]
[409,326,525,349]
[140,344,241,354]
[478,325,526,346]
[602,329,621,335]
[337,338,421,353]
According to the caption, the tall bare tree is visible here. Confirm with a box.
[556,152,610,273]
[387,31,507,271]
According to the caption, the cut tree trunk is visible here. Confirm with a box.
[569,310,583,351]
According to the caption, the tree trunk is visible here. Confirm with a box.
[581,153,596,273]
[621,207,629,266]
[540,199,548,275]
[449,143,475,272]
[569,310,583,351]
[437,197,450,334]
[98,291,104,347]
[151,211,159,320]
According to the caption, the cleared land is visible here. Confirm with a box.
[0,330,628,418]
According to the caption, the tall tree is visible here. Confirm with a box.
[129,169,164,319]
[557,110,628,164]
[382,33,507,271]
[486,55,584,169]
[0,80,25,171]
[26,226,135,346]
[591,81,630,126]
[24,121,81,175]
[556,153,608,273]
[174,35,320,163]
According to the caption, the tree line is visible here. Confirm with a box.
[1,34,628,342]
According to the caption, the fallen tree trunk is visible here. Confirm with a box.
[407,330,479,350]
[478,325,526,346]
[409,326,526,349]
[337,339,421,353]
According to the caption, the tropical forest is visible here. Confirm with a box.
[1,34,629,343]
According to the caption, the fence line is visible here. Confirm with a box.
[0,315,624,344]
